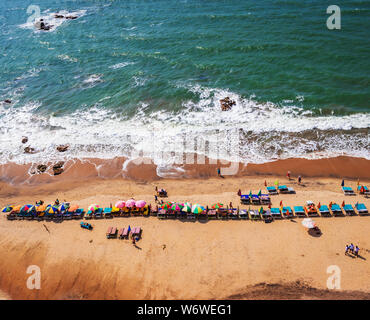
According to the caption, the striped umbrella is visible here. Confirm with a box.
[20,204,33,213]
[135,200,146,208]
[2,205,13,213]
[115,201,125,208]
[211,203,223,209]
[170,203,183,211]
[88,204,99,212]
[160,203,171,210]
[125,199,136,208]
[46,206,58,214]
[192,204,205,214]
[27,205,36,213]
[182,203,192,212]
[59,204,68,212]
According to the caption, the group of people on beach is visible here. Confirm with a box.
[345,243,360,257]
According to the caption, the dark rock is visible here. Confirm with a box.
[53,161,65,169]
[56,145,69,152]
[4,99,11,104]
[22,137,28,144]
[54,14,64,18]
[53,167,64,175]
[66,16,77,20]
[37,164,47,173]
[24,146,36,154]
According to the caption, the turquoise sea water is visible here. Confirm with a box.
[0,0,369,165]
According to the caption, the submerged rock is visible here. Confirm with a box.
[52,161,65,175]
[22,137,28,144]
[4,99,11,104]
[37,164,47,173]
[24,146,36,154]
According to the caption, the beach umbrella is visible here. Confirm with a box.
[257,190,262,197]
[88,204,99,212]
[211,203,223,209]
[46,206,58,214]
[170,203,183,211]
[182,203,192,212]
[20,204,33,213]
[341,179,344,187]
[2,205,13,213]
[302,218,317,229]
[259,207,264,214]
[36,204,47,212]
[27,205,36,213]
[69,204,79,212]
[125,199,136,207]
[135,200,146,208]
[59,204,68,212]
[191,204,204,214]
[160,203,171,210]
[115,201,125,208]
[12,205,21,212]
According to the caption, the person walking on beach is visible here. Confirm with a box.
[298,176,302,185]
[345,245,349,255]
[287,171,291,180]
[349,243,354,254]
[237,189,241,196]
[217,168,221,177]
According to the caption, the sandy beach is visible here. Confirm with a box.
[0,157,369,300]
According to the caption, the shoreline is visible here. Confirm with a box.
[1,155,370,186]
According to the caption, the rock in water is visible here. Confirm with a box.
[37,164,47,173]
[56,145,69,152]
[24,146,36,154]
[22,137,28,144]
[52,161,65,175]
[4,99,11,104]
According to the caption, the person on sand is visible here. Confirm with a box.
[55,199,60,206]
[345,245,349,255]
[287,171,291,180]
[349,243,354,254]
[237,189,241,196]
[354,246,359,257]
[217,168,221,177]
[298,176,302,184]
[154,195,158,203]
[229,202,233,209]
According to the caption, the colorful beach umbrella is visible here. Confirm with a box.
[20,204,33,213]
[170,203,183,211]
[191,204,204,214]
[88,204,99,212]
[59,204,68,212]
[182,203,192,212]
[248,191,252,198]
[12,205,21,212]
[135,200,146,208]
[2,205,13,213]
[36,204,47,212]
[68,204,79,212]
[160,203,171,210]
[115,201,125,208]
[211,203,223,209]
[46,206,58,214]
[302,218,316,229]
[125,199,136,208]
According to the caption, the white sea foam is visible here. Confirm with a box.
[109,62,135,69]
[0,85,369,166]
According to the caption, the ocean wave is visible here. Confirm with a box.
[0,85,369,166]
[109,62,135,69]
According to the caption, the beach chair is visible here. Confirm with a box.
[218,208,228,220]
[177,211,187,220]
[239,209,248,220]
[103,208,113,219]
[304,201,319,217]
[260,194,271,205]
[122,228,130,239]
[318,205,331,217]
[278,185,289,194]
[63,210,73,220]
[287,187,296,194]
[342,204,356,216]
[330,204,343,216]
[281,206,294,218]
[120,207,130,217]
[187,212,196,220]
[7,212,16,220]
[260,209,272,221]
[167,210,177,219]
[132,227,142,240]
[106,227,117,239]
[73,208,84,219]
[342,187,355,196]
[94,208,103,219]
[84,210,93,220]
[207,209,217,220]
[249,210,261,221]
[118,228,124,239]
[266,186,278,195]
[80,222,92,230]
[251,195,261,205]
[230,208,239,220]
[293,206,306,217]
[270,208,282,219]
[158,209,167,219]
[358,186,370,196]
[240,195,251,205]
[198,210,208,220]
[355,203,368,216]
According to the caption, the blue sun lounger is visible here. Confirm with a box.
[342,187,355,196]
[266,186,278,195]
[240,195,251,205]
[278,185,289,194]
[294,206,305,217]
[251,195,261,205]
[270,208,282,218]
[355,203,368,215]
[318,205,331,217]
[249,210,260,220]
[342,204,356,216]
[103,208,113,218]
[281,206,293,218]
[330,204,343,216]
[358,186,370,196]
